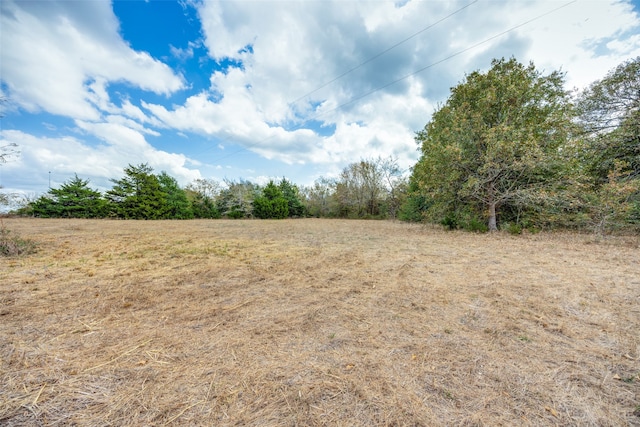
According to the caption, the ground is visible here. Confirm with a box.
[1,218,639,426]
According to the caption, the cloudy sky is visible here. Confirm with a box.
[1,0,640,198]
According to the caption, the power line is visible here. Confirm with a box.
[288,0,479,107]
[313,0,578,120]
[191,1,478,160]
[205,0,577,165]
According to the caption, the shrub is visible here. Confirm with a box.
[503,222,523,235]
[0,222,37,257]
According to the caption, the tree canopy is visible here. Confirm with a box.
[106,164,169,219]
[253,181,289,219]
[577,56,640,182]
[410,57,574,231]
[31,175,107,218]
[575,56,640,230]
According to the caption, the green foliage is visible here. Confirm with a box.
[278,178,305,217]
[577,57,640,183]
[587,162,640,235]
[335,160,384,218]
[467,217,490,233]
[158,172,193,219]
[186,178,221,218]
[575,57,640,233]
[398,178,431,222]
[440,214,458,230]
[332,157,404,219]
[106,164,169,219]
[411,57,575,231]
[187,191,221,219]
[31,175,107,218]
[253,181,289,219]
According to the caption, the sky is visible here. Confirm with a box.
[1,0,640,200]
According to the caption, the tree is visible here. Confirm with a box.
[0,142,19,164]
[186,178,221,219]
[216,179,259,218]
[574,57,640,230]
[106,164,168,219]
[334,157,406,219]
[577,57,640,181]
[398,175,431,222]
[378,156,406,219]
[278,178,305,217]
[158,172,193,219]
[335,160,382,218]
[302,177,337,218]
[411,57,574,231]
[253,181,289,219]
[1,142,20,211]
[31,174,106,218]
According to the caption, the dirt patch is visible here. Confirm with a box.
[1,219,639,426]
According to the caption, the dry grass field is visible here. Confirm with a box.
[1,218,639,426]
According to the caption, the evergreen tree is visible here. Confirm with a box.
[186,190,221,218]
[158,172,193,219]
[31,174,106,218]
[186,178,221,219]
[216,179,259,218]
[278,178,305,217]
[106,164,168,219]
[253,181,289,219]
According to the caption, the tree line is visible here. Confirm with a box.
[15,157,407,220]
[5,56,639,233]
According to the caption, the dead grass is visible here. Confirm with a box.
[1,218,639,426]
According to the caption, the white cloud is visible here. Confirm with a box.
[145,0,638,172]
[0,127,200,194]
[170,41,201,61]
[0,0,185,120]
[2,0,640,196]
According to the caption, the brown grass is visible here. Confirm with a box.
[1,218,639,426]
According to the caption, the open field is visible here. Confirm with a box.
[1,218,639,426]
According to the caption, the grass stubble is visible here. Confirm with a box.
[0,218,638,426]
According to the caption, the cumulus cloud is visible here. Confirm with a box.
[1,128,200,193]
[2,0,640,195]
[0,0,201,194]
[0,0,185,119]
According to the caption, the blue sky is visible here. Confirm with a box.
[2,0,640,199]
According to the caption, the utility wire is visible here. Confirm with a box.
[191,0,478,159]
[207,0,577,164]
[288,0,479,107]
[313,0,577,119]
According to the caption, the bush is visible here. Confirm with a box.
[465,217,489,233]
[399,193,431,222]
[441,214,458,230]
[0,222,37,257]
[503,222,523,235]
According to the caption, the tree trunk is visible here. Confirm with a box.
[488,200,498,232]
[487,182,498,232]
